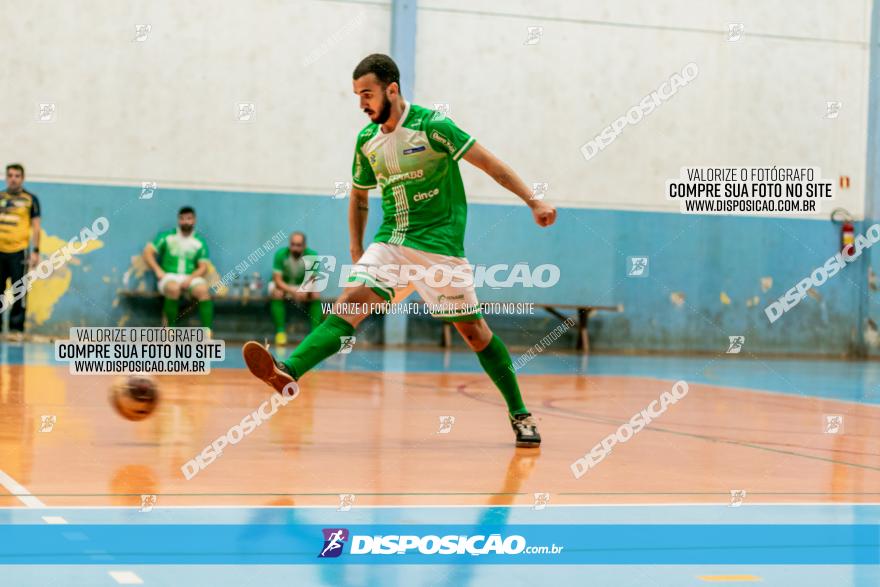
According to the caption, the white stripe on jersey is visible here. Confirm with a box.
[390,184,409,245]
[384,137,410,245]
[387,136,401,174]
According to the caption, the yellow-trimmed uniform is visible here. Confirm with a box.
[0,190,40,254]
[0,189,40,332]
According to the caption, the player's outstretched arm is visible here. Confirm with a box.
[349,187,370,262]
[463,141,557,227]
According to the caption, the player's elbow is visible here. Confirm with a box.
[493,168,513,187]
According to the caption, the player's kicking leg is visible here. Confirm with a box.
[454,318,541,448]
[242,283,381,393]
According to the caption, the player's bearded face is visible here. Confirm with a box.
[367,89,392,124]
[178,215,195,235]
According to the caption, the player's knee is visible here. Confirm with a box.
[332,284,383,323]
[191,284,210,300]
[336,286,360,304]
[454,319,492,350]
[163,284,181,299]
[454,318,490,335]
[336,283,380,306]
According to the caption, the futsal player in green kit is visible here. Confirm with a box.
[143,206,214,332]
[269,231,324,345]
[243,54,557,447]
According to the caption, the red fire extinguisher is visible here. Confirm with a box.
[841,220,855,257]
[832,208,856,257]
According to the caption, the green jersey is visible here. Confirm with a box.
[351,102,476,257]
[272,246,318,285]
[151,228,209,275]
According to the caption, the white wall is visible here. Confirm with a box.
[416,0,872,216]
[2,0,871,218]
[2,0,390,195]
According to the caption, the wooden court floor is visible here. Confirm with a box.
[0,358,878,509]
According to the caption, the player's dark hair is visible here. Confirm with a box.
[353,54,400,90]
[178,206,195,216]
[6,163,24,176]
[291,231,306,243]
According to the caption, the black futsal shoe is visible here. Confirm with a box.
[510,412,541,448]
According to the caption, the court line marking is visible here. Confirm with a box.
[541,396,880,473]
[108,570,143,585]
[12,346,880,409]
[361,365,880,411]
[14,351,880,409]
[451,378,880,472]
[0,502,877,510]
[0,469,46,508]
[698,576,762,583]
[530,372,880,413]
[8,493,880,498]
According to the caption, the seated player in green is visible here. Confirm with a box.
[142,206,214,332]
[269,231,323,345]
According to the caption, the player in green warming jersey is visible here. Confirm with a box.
[143,206,214,331]
[243,54,557,447]
[268,231,324,345]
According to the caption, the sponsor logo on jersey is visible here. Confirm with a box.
[413,188,439,202]
[387,169,424,185]
[430,130,455,154]
[403,146,427,155]
[437,293,465,303]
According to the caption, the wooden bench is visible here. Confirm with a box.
[441,303,623,354]
[116,290,336,335]
[117,289,333,306]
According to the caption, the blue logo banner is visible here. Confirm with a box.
[0,523,877,565]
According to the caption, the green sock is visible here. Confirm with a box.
[283,314,354,379]
[308,300,324,331]
[163,298,179,327]
[476,335,528,416]
[270,299,286,333]
[198,300,214,328]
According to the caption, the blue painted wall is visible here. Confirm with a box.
[23,181,865,356]
[865,0,880,357]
